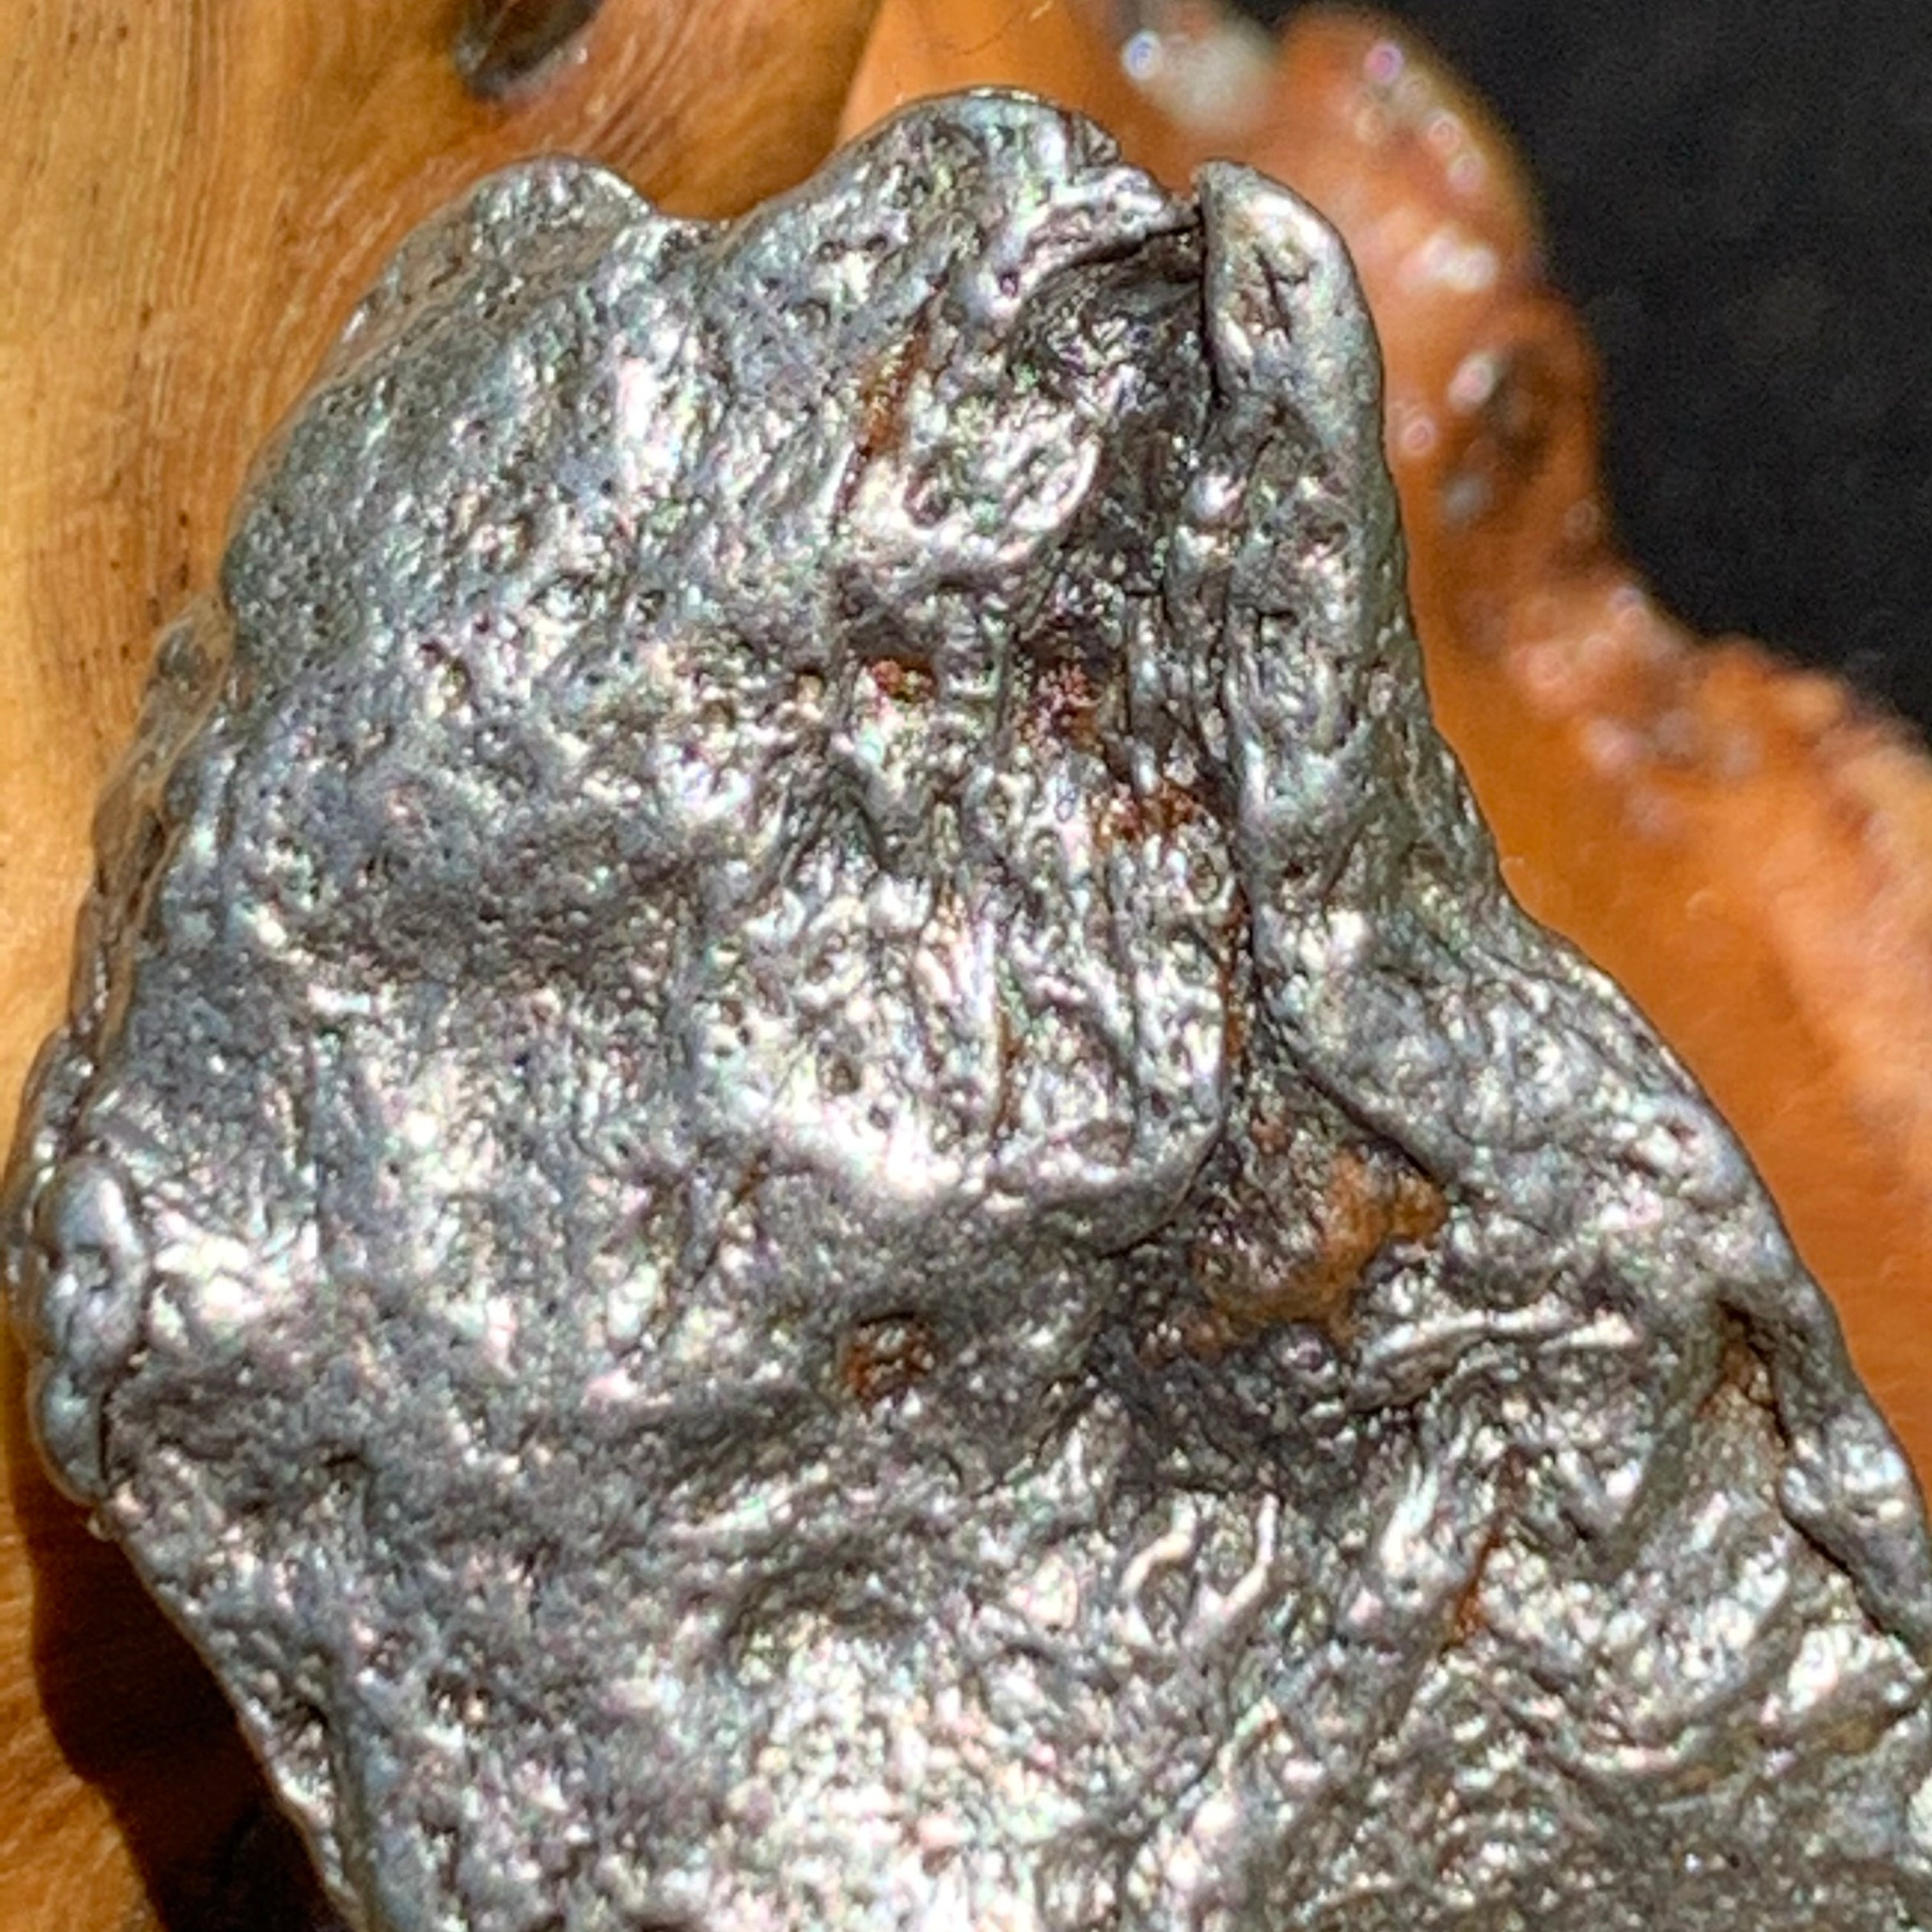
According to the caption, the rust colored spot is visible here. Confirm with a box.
[1096,778,1206,866]
[1197,1146,1449,1344]
[1447,1456,1521,1647]
[1132,776,1205,839]
[1137,1300,1244,1369]
[1447,1543,1491,1646]
[1386,1165,1451,1245]
[840,1314,939,1406]
[867,657,934,704]
[1035,659,1101,753]
[852,332,923,467]
[1217,934,1250,1068]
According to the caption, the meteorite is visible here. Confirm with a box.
[8,93,1932,1931]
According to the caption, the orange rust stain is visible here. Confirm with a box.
[839,1313,940,1405]
[1096,775,1208,857]
[866,655,935,703]
[856,334,919,456]
[1201,1146,1449,1344]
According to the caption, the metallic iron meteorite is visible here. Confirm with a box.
[9,93,1932,1931]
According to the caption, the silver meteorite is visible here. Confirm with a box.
[9,93,1932,1931]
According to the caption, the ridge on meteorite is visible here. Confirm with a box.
[8,91,1932,1932]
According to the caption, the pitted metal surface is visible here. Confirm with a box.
[9,94,1932,1930]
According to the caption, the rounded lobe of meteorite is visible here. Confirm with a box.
[8,91,1932,1932]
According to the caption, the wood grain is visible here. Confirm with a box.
[0,1,876,1922]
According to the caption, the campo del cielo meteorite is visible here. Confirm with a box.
[8,93,1932,1932]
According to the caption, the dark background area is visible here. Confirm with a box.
[1234,0,1932,733]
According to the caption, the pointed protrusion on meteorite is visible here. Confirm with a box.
[1196,159,1384,481]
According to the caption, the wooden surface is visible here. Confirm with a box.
[0,1,877,1922]
[848,1,1932,1469]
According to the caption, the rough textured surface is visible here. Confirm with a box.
[7,94,1932,1930]
[844,0,1932,1485]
